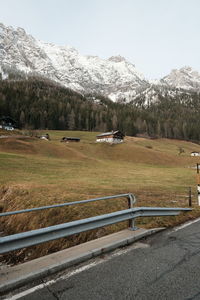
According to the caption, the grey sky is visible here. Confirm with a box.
[0,0,200,79]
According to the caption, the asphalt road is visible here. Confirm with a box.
[6,219,200,300]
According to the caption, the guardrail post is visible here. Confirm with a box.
[128,194,137,230]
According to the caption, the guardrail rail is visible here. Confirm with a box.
[0,193,191,254]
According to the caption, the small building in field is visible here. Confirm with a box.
[38,133,50,141]
[191,151,200,157]
[0,116,16,130]
[61,137,80,142]
[96,130,124,144]
[2,125,14,131]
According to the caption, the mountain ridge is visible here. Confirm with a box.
[1,22,200,103]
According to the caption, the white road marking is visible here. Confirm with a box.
[171,217,200,233]
[5,263,98,300]
[6,219,200,300]
[4,242,148,300]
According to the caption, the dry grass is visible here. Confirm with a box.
[1,130,200,264]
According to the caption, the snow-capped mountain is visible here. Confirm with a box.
[0,23,148,101]
[129,83,195,107]
[0,22,200,103]
[161,66,200,91]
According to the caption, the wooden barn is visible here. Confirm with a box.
[61,137,80,142]
[96,130,124,144]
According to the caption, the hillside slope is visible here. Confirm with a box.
[1,78,200,141]
[0,131,200,263]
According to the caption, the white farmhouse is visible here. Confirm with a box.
[191,151,200,157]
[96,130,124,144]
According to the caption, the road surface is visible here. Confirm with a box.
[4,218,200,300]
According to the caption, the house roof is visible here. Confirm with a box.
[62,137,80,140]
[0,116,17,124]
[96,130,124,138]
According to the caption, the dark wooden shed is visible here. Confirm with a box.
[61,137,80,142]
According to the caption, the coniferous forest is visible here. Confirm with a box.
[0,77,200,141]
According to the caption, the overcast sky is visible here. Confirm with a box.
[0,0,200,79]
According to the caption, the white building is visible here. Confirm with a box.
[96,130,124,144]
[191,151,200,157]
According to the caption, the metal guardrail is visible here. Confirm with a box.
[0,193,136,217]
[0,194,191,254]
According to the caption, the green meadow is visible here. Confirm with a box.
[0,130,200,262]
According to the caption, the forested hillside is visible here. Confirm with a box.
[0,77,200,140]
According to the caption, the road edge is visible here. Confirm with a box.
[0,227,165,294]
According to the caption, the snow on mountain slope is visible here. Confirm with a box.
[0,23,148,101]
[1,22,200,104]
[161,66,200,91]
[130,84,193,107]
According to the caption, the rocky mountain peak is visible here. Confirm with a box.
[0,22,149,102]
[108,55,127,63]
[1,22,200,103]
[16,27,26,35]
[161,66,200,91]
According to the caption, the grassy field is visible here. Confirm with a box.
[1,129,200,263]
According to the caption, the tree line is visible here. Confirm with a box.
[0,76,200,141]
